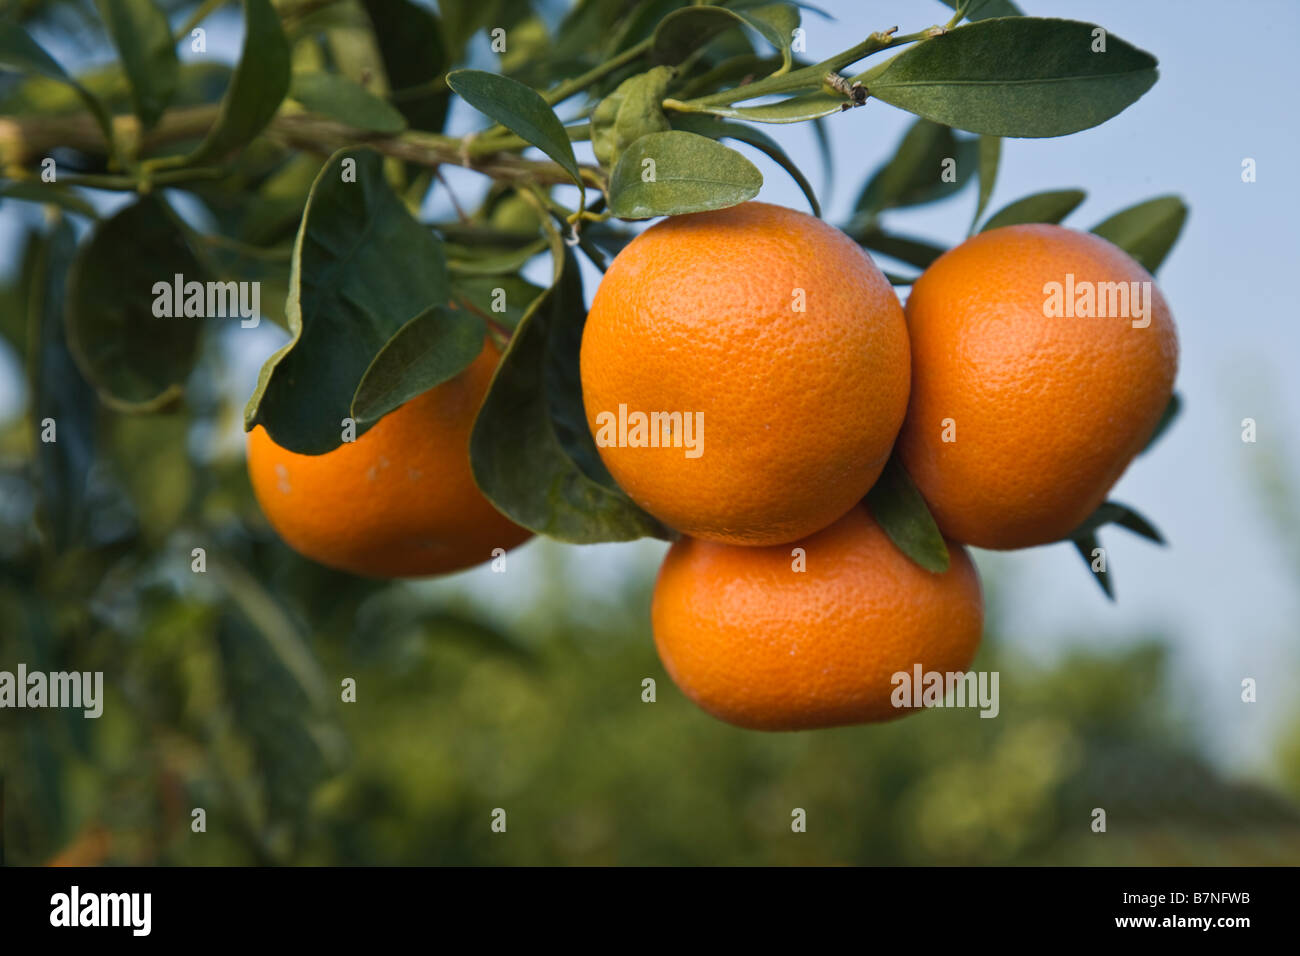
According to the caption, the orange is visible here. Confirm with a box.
[897,224,1178,550]
[580,201,910,546]
[652,504,983,731]
[246,341,531,577]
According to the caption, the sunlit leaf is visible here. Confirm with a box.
[1091,195,1188,274]
[447,69,583,188]
[980,188,1085,231]
[868,17,1158,137]
[608,130,762,219]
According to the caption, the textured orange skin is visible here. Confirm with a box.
[652,505,984,731]
[246,343,531,578]
[898,224,1179,550]
[580,201,910,546]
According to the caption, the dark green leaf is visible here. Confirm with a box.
[447,69,582,188]
[1090,195,1188,274]
[940,0,1024,21]
[245,148,452,454]
[653,4,799,72]
[852,118,976,218]
[66,195,205,411]
[290,72,407,133]
[1141,392,1181,455]
[470,245,669,543]
[361,0,449,132]
[854,228,947,270]
[970,134,1000,231]
[608,130,762,219]
[866,457,950,573]
[185,0,291,164]
[351,305,485,428]
[94,0,178,129]
[1072,501,1165,545]
[27,222,98,551]
[671,113,819,215]
[1072,532,1114,600]
[980,188,1085,231]
[868,17,1159,137]
[451,274,545,331]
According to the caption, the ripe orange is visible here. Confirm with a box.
[246,341,531,577]
[652,504,984,731]
[580,201,910,546]
[897,224,1178,550]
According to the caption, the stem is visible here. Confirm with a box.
[0,106,606,190]
[544,37,653,106]
[667,24,943,111]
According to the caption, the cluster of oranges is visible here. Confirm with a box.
[247,200,1177,732]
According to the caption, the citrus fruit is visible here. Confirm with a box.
[246,341,531,577]
[580,201,910,546]
[897,223,1178,550]
[652,504,984,730]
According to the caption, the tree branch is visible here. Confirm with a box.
[0,105,605,191]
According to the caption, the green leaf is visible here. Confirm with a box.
[351,304,485,428]
[452,274,545,332]
[1090,195,1188,274]
[1141,392,1181,455]
[852,118,977,218]
[970,134,1000,232]
[290,71,407,133]
[866,458,950,573]
[689,90,844,124]
[447,69,583,188]
[244,148,452,454]
[1,182,99,220]
[591,66,674,171]
[0,23,116,150]
[854,228,947,270]
[27,221,98,551]
[980,188,1085,231]
[1071,532,1114,600]
[653,4,800,72]
[65,195,206,411]
[94,0,178,130]
[868,17,1159,137]
[607,130,762,219]
[446,238,548,276]
[361,0,449,132]
[671,113,819,216]
[1074,501,1165,545]
[940,0,1024,21]
[470,245,669,543]
[185,0,291,165]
